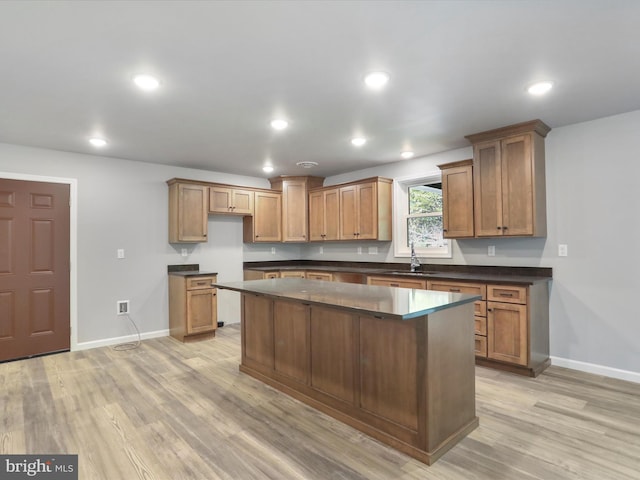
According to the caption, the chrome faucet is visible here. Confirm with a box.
[410,242,421,272]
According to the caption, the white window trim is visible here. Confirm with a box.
[393,171,452,259]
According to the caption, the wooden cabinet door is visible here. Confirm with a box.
[209,186,233,213]
[282,179,308,242]
[501,134,534,236]
[308,190,324,241]
[176,183,208,242]
[323,188,340,240]
[339,185,358,239]
[186,288,217,335]
[252,191,282,242]
[441,162,474,238]
[274,300,309,383]
[356,182,377,239]
[487,301,527,366]
[473,141,503,237]
[242,293,274,369]
[210,187,254,215]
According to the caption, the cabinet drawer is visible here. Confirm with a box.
[487,285,527,304]
[428,280,486,300]
[368,276,426,289]
[475,335,487,357]
[474,316,487,336]
[187,276,216,290]
[306,272,333,281]
[264,271,280,279]
[475,300,487,317]
[280,271,306,278]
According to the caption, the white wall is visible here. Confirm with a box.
[2,109,638,379]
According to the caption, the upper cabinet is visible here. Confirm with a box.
[168,180,208,243]
[465,119,551,238]
[243,190,282,242]
[338,177,392,241]
[167,176,392,244]
[438,159,475,238]
[209,186,254,215]
[309,186,340,241]
[270,176,324,242]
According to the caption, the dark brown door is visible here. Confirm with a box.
[0,179,70,362]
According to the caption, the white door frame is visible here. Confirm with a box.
[0,172,78,351]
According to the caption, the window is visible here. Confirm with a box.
[394,173,451,258]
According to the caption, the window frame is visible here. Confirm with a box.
[393,172,452,259]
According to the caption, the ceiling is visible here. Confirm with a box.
[1,1,638,178]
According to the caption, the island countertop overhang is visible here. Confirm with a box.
[214,278,480,320]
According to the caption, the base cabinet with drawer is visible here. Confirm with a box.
[427,279,549,376]
[169,274,218,342]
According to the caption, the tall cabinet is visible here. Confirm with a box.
[465,119,551,237]
[269,176,325,242]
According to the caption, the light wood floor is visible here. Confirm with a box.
[2,324,639,479]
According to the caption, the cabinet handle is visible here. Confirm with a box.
[443,229,448,232]
[390,283,399,287]
[499,293,514,297]
[450,288,461,292]
[196,282,206,286]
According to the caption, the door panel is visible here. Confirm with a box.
[0,179,70,362]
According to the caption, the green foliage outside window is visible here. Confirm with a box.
[407,185,445,248]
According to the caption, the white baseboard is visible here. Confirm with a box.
[551,356,640,384]
[74,329,170,351]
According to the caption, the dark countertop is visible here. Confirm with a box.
[168,271,218,277]
[214,278,480,320]
[244,263,551,285]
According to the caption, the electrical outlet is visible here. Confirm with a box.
[558,244,568,257]
[271,247,276,255]
[116,300,130,315]
[181,248,188,257]
[368,246,378,255]
[319,246,323,254]
[357,246,362,255]
[117,248,125,259]
[488,245,495,257]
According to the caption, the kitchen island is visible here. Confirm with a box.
[214,278,480,465]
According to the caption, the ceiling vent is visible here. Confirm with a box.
[296,161,319,169]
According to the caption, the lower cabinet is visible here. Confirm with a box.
[169,274,217,342]
[428,279,549,376]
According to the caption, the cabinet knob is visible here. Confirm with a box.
[503,226,508,230]
[488,308,493,312]
[443,229,448,232]
[497,226,502,230]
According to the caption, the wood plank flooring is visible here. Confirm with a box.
[2,324,639,479]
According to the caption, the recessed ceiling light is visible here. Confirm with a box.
[263,165,274,173]
[401,151,414,159]
[270,119,289,130]
[364,71,390,89]
[133,74,160,91]
[527,81,553,95]
[351,137,367,147]
[89,137,107,148]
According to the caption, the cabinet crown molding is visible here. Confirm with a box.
[464,119,551,144]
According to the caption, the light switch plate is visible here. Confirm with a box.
[488,245,495,257]
[117,248,125,259]
[559,244,568,257]
[181,248,188,257]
